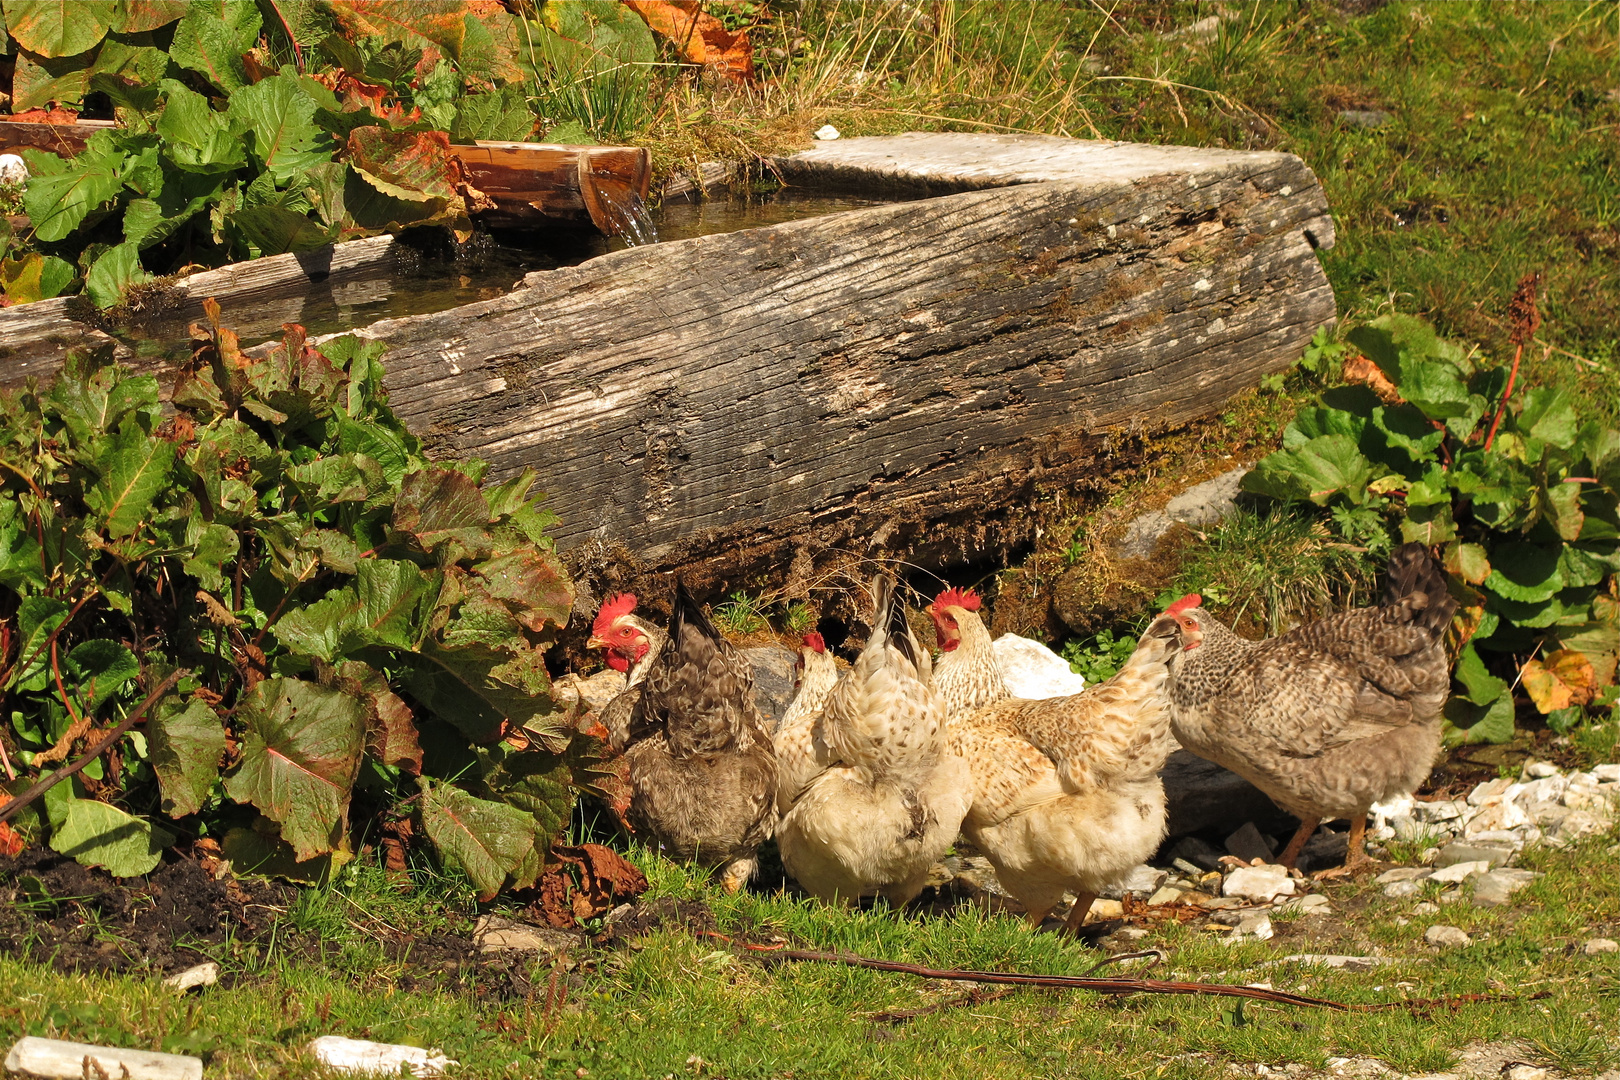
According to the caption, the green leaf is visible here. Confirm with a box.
[64,639,138,713]
[1400,501,1455,545]
[416,776,536,901]
[84,241,152,308]
[348,126,463,201]
[0,251,75,304]
[1454,643,1507,706]
[86,418,175,537]
[9,595,69,693]
[394,467,493,553]
[224,677,365,861]
[113,0,190,33]
[408,637,564,747]
[474,550,573,633]
[1558,543,1607,589]
[1545,706,1583,734]
[21,132,127,242]
[1242,435,1378,506]
[478,746,574,845]
[0,499,47,593]
[1516,386,1579,450]
[149,697,226,817]
[168,0,260,92]
[1545,479,1585,541]
[5,0,117,56]
[221,819,348,884]
[156,79,245,173]
[1371,404,1444,463]
[46,346,161,448]
[90,29,171,84]
[1482,543,1565,603]
[1442,692,1516,747]
[226,205,336,257]
[226,72,331,184]
[49,798,173,877]
[1396,360,1474,422]
[1283,405,1365,449]
[10,47,93,110]
[452,85,537,142]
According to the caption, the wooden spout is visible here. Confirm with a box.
[453,141,652,234]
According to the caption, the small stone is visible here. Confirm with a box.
[1413,798,1465,824]
[1281,893,1332,915]
[307,1036,455,1077]
[1087,898,1125,921]
[1436,841,1513,869]
[0,153,28,187]
[1464,796,1530,835]
[1224,913,1273,943]
[1376,867,1431,884]
[473,915,581,956]
[1563,786,1617,814]
[1503,1067,1548,1080]
[1528,802,1571,828]
[1470,868,1538,907]
[1424,925,1471,948]
[1197,895,1245,909]
[1524,760,1558,779]
[1383,880,1425,899]
[1585,937,1619,955]
[4,1038,202,1080]
[1419,846,1441,864]
[813,124,840,140]
[1429,860,1490,884]
[1103,864,1167,899]
[1412,902,1440,915]
[1165,835,1225,871]
[1437,889,1464,904]
[1115,926,1149,941]
[162,962,219,993]
[1146,886,1186,907]
[1272,954,1389,971]
[1593,763,1620,783]
[1336,109,1392,128]
[1225,821,1276,864]
[1223,864,1295,902]
[1552,809,1613,844]
[1467,777,1513,806]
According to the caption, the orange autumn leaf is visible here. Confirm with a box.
[623,0,755,83]
[1341,353,1402,403]
[1520,649,1597,714]
[0,821,23,858]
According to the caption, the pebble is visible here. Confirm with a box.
[1411,902,1440,915]
[1434,841,1512,869]
[1376,867,1431,884]
[473,915,580,956]
[1585,937,1619,955]
[1088,898,1125,921]
[0,153,28,187]
[1429,859,1489,884]
[162,962,219,993]
[1115,926,1149,941]
[1470,868,1539,907]
[1280,893,1332,915]
[813,124,841,140]
[1383,879,1426,899]
[1594,763,1620,782]
[307,1036,455,1077]
[1222,864,1296,902]
[1271,954,1390,971]
[4,1038,202,1080]
[1424,925,1472,948]
[1524,760,1558,778]
[1146,885,1186,906]
[1225,913,1273,943]
[1503,1067,1548,1080]
[1103,864,1167,899]
[1337,108,1392,128]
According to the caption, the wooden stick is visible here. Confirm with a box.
[0,669,183,826]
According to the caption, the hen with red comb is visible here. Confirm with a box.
[928,584,1009,717]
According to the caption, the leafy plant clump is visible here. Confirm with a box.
[0,0,676,309]
[0,306,608,897]
[1244,308,1620,744]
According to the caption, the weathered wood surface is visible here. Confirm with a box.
[457,142,652,233]
[335,134,1336,571]
[0,297,128,383]
[0,118,113,156]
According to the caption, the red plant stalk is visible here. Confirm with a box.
[1482,340,1525,452]
[1484,271,1543,451]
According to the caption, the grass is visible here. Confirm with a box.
[4,830,1618,1078]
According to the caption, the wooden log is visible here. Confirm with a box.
[327,134,1335,579]
[0,119,113,157]
[0,297,129,385]
[453,142,652,233]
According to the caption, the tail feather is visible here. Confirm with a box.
[1380,542,1456,635]
[670,577,721,647]
[873,576,919,671]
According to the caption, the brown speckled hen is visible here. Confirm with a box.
[1164,542,1456,872]
[592,582,777,892]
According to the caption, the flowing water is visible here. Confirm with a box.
[108,192,898,364]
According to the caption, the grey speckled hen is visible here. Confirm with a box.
[1163,542,1457,872]
[597,581,777,892]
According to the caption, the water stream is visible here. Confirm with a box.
[108,192,899,364]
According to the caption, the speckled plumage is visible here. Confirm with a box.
[1166,543,1456,834]
[929,598,1010,718]
[776,577,972,905]
[601,582,777,891]
[949,616,1183,927]
[772,642,841,814]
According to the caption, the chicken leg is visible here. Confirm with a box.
[1061,892,1099,936]
[1276,815,1321,870]
[1312,816,1372,879]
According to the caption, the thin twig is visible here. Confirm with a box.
[0,669,184,826]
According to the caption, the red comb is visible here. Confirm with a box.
[592,593,637,637]
[803,631,826,653]
[931,586,981,612]
[1165,593,1202,616]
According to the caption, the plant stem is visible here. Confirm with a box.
[1482,340,1526,451]
[0,669,183,826]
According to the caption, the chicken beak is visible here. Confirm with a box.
[586,634,609,650]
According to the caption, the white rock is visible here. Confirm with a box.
[1463,796,1530,835]
[813,124,841,140]
[1376,867,1432,884]
[1584,937,1619,955]
[1503,1066,1548,1080]
[1412,901,1440,915]
[1517,775,1569,804]
[1564,786,1616,814]
[1467,777,1513,806]
[1593,763,1620,783]
[472,914,579,956]
[1280,893,1332,915]
[1222,864,1295,902]
[162,961,219,992]
[991,633,1088,698]
[1524,760,1558,779]
[1430,860,1489,884]
[1224,913,1273,943]
[1465,829,1526,847]
[0,153,28,187]
[1369,793,1414,830]
[1413,798,1465,823]
[1383,879,1426,899]
[1470,868,1539,906]
[1146,885,1186,906]
[1271,953,1390,970]
[1552,809,1613,844]
[1106,863,1166,898]
[1568,770,1600,788]
[1424,925,1471,948]
[4,1037,202,1080]
[307,1036,455,1077]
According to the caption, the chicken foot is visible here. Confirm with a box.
[1312,816,1373,879]
[1062,892,1099,936]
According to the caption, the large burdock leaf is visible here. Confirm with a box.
[1452,643,1507,706]
[21,132,127,242]
[149,697,227,817]
[325,0,470,59]
[474,550,573,632]
[84,241,153,309]
[227,73,330,184]
[169,0,261,92]
[480,746,575,846]
[1442,692,1515,747]
[328,660,423,773]
[1482,543,1564,603]
[11,48,93,111]
[348,126,464,201]
[224,677,365,861]
[87,419,175,538]
[417,776,536,901]
[621,0,749,82]
[64,639,138,713]
[409,638,564,747]
[1243,434,1378,506]
[6,0,117,57]
[157,79,246,174]
[1520,649,1596,714]
[50,798,174,877]
[394,466,492,553]
[113,0,189,33]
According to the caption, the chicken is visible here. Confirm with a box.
[771,632,841,814]
[775,577,972,906]
[589,582,777,893]
[1163,542,1456,872]
[927,587,1010,717]
[949,613,1184,933]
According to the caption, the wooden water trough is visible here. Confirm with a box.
[326,133,1338,578]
